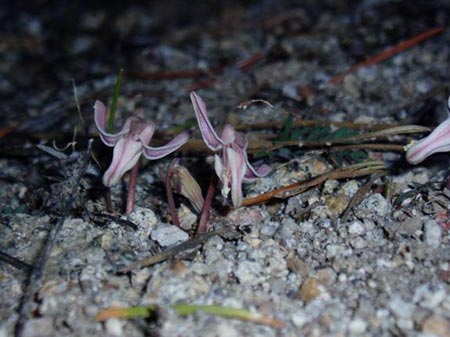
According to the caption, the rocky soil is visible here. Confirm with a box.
[1,1,450,336]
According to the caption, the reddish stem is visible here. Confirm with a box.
[126,161,140,215]
[105,189,113,213]
[166,159,180,227]
[196,175,218,235]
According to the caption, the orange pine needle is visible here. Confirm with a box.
[330,27,444,85]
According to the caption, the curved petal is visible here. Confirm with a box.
[227,147,246,207]
[94,100,128,146]
[102,138,142,187]
[214,154,224,181]
[243,161,272,182]
[190,91,224,151]
[142,131,189,160]
[406,115,450,164]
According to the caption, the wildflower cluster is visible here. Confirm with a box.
[95,92,271,211]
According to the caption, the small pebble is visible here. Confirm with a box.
[291,310,309,328]
[397,318,414,331]
[348,221,365,235]
[22,318,54,337]
[388,297,414,319]
[151,224,189,247]
[421,315,450,337]
[348,318,367,334]
[421,289,447,309]
[423,219,442,248]
[127,206,158,229]
[105,318,123,337]
[177,204,197,230]
[298,277,327,303]
[398,217,422,235]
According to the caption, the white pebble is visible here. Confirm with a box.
[348,318,367,334]
[421,289,447,309]
[424,219,442,248]
[105,318,123,337]
[348,221,365,235]
[151,224,189,247]
[291,311,309,328]
[388,297,414,318]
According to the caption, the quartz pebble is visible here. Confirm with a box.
[423,219,442,248]
[348,318,367,334]
[348,221,365,235]
[151,224,189,247]
[105,318,123,337]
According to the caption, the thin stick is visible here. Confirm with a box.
[330,143,405,152]
[0,251,32,274]
[126,161,139,215]
[14,140,93,337]
[166,159,180,226]
[196,175,218,235]
[329,27,444,84]
[235,52,265,71]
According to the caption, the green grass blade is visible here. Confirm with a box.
[173,304,284,328]
[107,68,124,133]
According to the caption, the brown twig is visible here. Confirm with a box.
[330,144,405,152]
[241,161,387,207]
[236,52,266,72]
[329,27,445,84]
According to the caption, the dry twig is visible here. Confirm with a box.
[241,161,387,206]
[329,27,445,84]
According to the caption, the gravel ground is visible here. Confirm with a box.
[1,1,450,336]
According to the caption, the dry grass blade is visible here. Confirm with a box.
[330,144,405,151]
[234,119,399,132]
[241,161,387,206]
[173,304,284,328]
[296,125,430,148]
